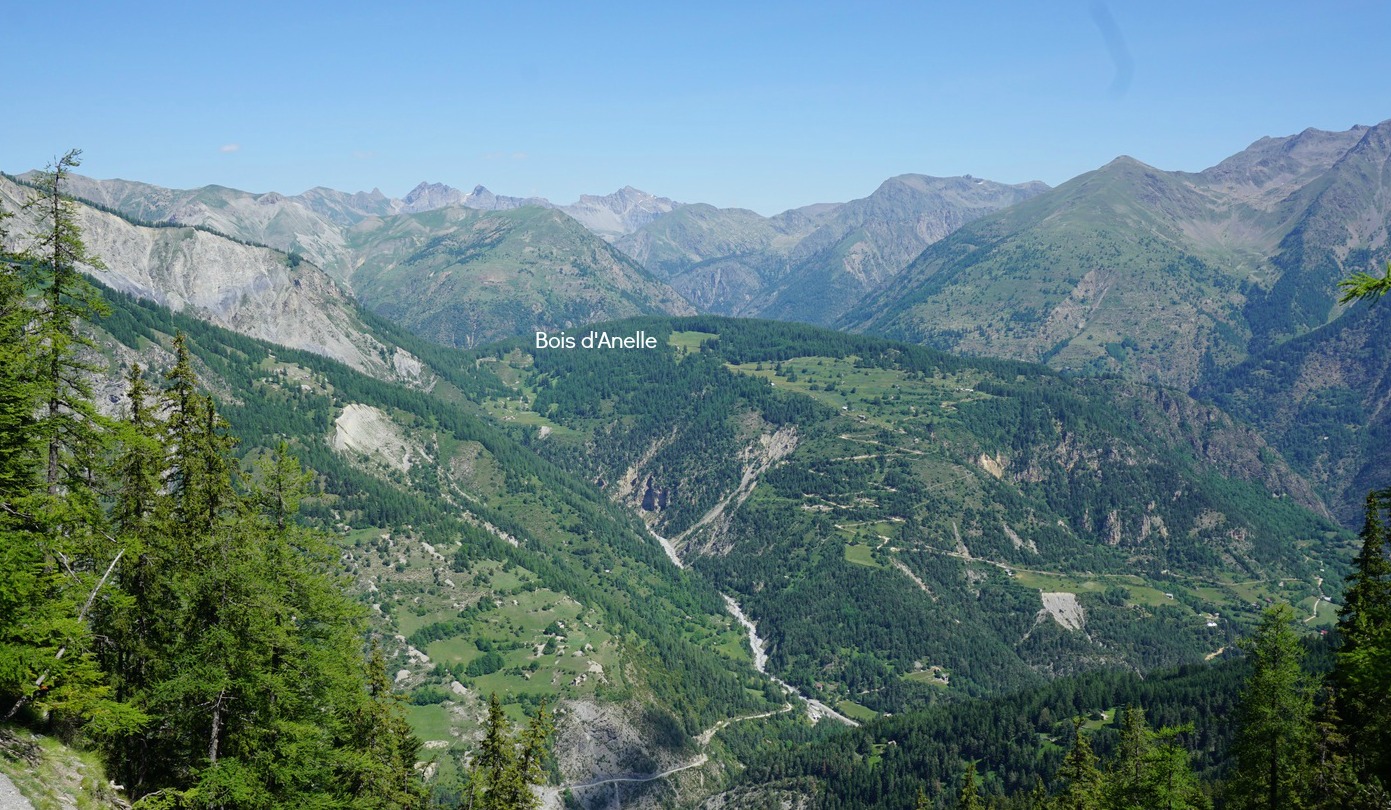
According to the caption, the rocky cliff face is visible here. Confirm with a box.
[32,173,697,345]
[0,175,428,386]
[562,186,680,240]
[399,182,549,214]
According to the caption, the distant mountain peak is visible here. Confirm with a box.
[1102,154,1152,170]
[564,187,679,239]
[402,180,457,205]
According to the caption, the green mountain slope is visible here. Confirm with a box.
[840,157,1257,388]
[842,121,1391,391]
[466,317,1349,718]
[617,175,1047,325]
[33,173,697,349]
[1201,299,1391,526]
[346,204,693,348]
[88,288,773,799]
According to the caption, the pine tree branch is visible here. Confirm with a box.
[3,546,125,721]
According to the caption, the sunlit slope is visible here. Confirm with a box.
[469,316,1349,714]
[844,122,1391,391]
[344,204,695,348]
[90,290,776,794]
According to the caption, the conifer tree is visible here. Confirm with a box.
[1333,492,1391,791]
[0,206,45,716]
[95,363,166,709]
[514,700,553,806]
[958,760,984,810]
[1144,725,1207,810]
[1338,261,1391,304]
[1339,493,1391,648]
[465,693,552,810]
[1025,777,1047,810]
[3,165,426,806]
[350,640,425,809]
[1107,704,1152,810]
[474,693,520,810]
[1054,720,1104,810]
[1229,603,1313,810]
[0,206,38,500]
[1306,686,1358,810]
[112,363,162,537]
[0,162,136,732]
[19,148,110,496]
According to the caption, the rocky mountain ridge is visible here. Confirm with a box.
[0,174,428,386]
[616,173,1049,324]
[29,171,694,347]
[843,120,1391,390]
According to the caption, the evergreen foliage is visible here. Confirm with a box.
[1227,604,1313,810]
[480,314,1346,706]
[0,174,425,808]
[957,760,984,810]
[463,693,552,810]
[1332,492,1391,797]
[1054,721,1104,810]
[1337,261,1391,305]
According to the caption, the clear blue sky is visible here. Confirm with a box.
[6,1,1389,214]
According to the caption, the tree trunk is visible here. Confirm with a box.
[209,688,226,764]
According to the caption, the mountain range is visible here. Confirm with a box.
[842,122,1390,387]
[37,168,1051,340]
[31,119,1390,523]
[616,174,1049,324]
[4,117,1388,806]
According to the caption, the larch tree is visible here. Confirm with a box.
[1333,493,1391,791]
[0,156,138,734]
[1144,725,1207,810]
[1107,704,1152,810]
[1228,603,1313,810]
[1337,261,1391,305]
[20,148,110,497]
[957,760,984,810]
[1054,720,1105,810]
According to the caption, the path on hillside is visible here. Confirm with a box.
[1304,576,1327,624]
[561,756,710,790]
[0,773,34,810]
[553,704,793,799]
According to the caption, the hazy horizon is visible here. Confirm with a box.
[8,1,1390,215]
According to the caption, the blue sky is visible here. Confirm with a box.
[6,1,1389,214]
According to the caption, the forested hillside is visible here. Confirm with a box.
[4,133,1389,810]
[0,154,424,807]
[465,316,1350,718]
[0,159,777,808]
[1201,299,1391,527]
